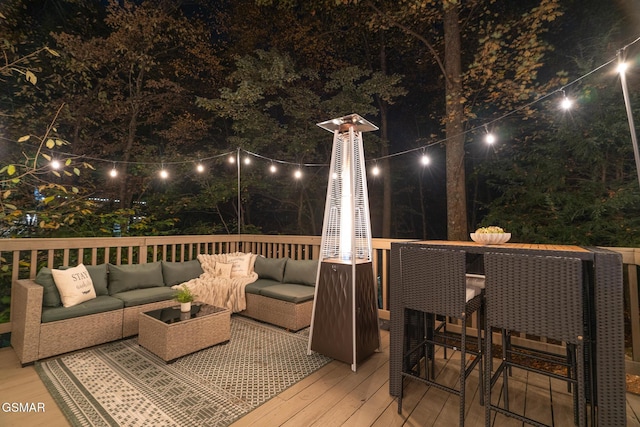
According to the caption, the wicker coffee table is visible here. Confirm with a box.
[138,303,230,362]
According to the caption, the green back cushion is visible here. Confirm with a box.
[36,264,109,307]
[162,260,203,286]
[35,267,62,307]
[84,264,109,296]
[282,259,318,286]
[108,262,164,295]
[254,256,288,282]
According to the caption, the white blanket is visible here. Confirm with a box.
[171,253,258,312]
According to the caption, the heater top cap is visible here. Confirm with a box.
[316,114,378,133]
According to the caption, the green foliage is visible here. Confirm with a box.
[475,82,640,246]
[1,0,638,248]
[197,48,405,234]
[174,285,196,303]
[471,0,640,247]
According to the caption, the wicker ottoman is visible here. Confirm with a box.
[138,303,230,362]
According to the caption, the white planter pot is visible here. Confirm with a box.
[180,302,191,312]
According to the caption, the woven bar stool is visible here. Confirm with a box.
[397,246,484,426]
[484,252,586,427]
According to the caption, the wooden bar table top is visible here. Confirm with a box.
[389,240,625,426]
[412,240,593,258]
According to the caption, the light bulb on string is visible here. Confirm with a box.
[269,163,277,173]
[159,165,169,179]
[244,157,251,165]
[560,90,573,110]
[421,152,431,166]
[196,162,205,173]
[228,155,235,164]
[372,163,380,176]
[110,163,118,178]
[484,126,496,144]
[50,159,61,170]
[617,61,629,74]
[294,167,302,179]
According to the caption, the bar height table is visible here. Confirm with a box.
[389,241,625,426]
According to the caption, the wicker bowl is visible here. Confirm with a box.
[470,232,511,244]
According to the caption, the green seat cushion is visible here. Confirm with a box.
[254,257,288,282]
[41,296,123,323]
[35,267,62,307]
[245,279,280,295]
[282,259,318,286]
[162,260,203,286]
[112,287,177,307]
[108,262,164,295]
[258,284,315,303]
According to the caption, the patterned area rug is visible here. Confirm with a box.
[35,316,331,427]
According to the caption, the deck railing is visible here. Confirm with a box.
[1,235,638,374]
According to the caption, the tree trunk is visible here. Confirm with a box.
[380,112,392,238]
[443,1,467,241]
[376,35,392,238]
[119,66,144,209]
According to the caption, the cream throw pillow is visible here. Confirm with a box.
[214,262,233,279]
[51,264,97,307]
[226,252,253,277]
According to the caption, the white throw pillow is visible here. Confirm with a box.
[226,252,253,277]
[214,262,233,279]
[51,264,97,307]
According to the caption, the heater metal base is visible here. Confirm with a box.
[309,261,380,370]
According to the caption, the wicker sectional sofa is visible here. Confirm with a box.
[242,257,318,331]
[11,256,319,365]
[10,260,204,365]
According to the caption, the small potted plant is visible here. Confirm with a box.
[174,285,197,312]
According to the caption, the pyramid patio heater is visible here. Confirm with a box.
[308,113,380,372]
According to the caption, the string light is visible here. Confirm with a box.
[159,164,169,179]
[244,157,251,165]
[560,90,573,110]
[617,61,629,74]
[484,126,496,144]
[196,162,205,173]
[421,152,431,166]
[109,163,118,178]
[27,37,640,183]
[372,163,380,176]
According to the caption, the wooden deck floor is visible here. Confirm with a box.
[1,329,639,427]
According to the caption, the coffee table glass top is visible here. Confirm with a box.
[144,303,226,324]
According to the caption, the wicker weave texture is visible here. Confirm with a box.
[484,253,583,342]
[138,306,231,362]
[10,279,44,365]
[391,242,626,426]
[389,243,403,397]
[396,246,483,427]
[590,248,626,426]
[399,247,467,318]
[484,252,586,427]
[242,293,312,331]
[39,310,123,360]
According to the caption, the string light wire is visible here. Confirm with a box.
[10,35,639,173]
